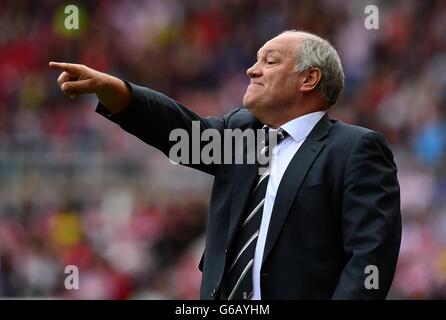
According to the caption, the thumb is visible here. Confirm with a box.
[61,79,96,95]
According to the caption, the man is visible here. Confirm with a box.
[49,30,402,299]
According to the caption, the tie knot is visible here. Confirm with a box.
[258,127,288,173]
[262,127,288,148]
[276,128,289,143]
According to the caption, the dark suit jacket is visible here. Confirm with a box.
[96,82,402,300]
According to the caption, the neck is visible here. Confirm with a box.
[268,108,325,128]
[269,96,328,128]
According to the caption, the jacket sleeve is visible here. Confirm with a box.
[96,81,240,176]
[331,131,402,299]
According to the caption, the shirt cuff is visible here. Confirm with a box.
[95,80,146,125]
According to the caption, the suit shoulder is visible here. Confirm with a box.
[327,119,391,156]
[329,119,384,143]
[325,119,396,170]
[224,107,261,129]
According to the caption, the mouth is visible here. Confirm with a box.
[248,83,264,88]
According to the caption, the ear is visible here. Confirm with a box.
[299,68,322,92]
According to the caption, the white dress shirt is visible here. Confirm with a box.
[252,111,326,300]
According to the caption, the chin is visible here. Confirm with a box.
[242,94,249,107]
[243,95,257,110]
[244,101,256,113]
[244,103,263,121]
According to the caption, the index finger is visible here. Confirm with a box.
[49,62,82,75]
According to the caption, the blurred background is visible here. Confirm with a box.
[1,0,446,299]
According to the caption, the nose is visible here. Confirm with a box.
[247,62,262,78]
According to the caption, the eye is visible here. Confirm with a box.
[266,60,276,65]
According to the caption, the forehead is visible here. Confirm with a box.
[257,34,301,57]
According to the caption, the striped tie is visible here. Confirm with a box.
[220,128,288,300]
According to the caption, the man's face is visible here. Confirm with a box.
[243,34,302,124]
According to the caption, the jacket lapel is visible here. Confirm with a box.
[262,114,332,264]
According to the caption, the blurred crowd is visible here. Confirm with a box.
[1,0,446,299]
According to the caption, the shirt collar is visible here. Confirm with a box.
[263,111,326,144]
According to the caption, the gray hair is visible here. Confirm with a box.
[281,30,345,106]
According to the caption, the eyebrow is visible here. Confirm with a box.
[257,49,284,59]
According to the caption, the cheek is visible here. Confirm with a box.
[277,77,297,94]
[266,81,283,95]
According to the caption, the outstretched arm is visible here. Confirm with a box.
[49,62,240,176]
